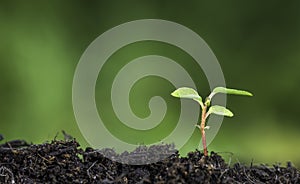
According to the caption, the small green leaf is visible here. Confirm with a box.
[204,126,210,130]
[206,105,234,118]
[195,125,210,130]
[171,87,203,107]
[209,87,253,99]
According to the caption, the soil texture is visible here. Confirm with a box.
[0,137,299,183]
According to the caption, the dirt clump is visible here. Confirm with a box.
[0,138,299,183]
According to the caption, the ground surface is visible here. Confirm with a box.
[0,137,299,184]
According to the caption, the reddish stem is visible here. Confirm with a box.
[200,105,208,156]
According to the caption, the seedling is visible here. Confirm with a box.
[171,87,252,156]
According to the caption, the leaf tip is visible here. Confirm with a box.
[247,92,254,97]
[171,89,180,98]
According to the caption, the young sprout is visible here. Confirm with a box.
[171,86,252,156]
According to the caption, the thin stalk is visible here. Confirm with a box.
[200,105,208,156]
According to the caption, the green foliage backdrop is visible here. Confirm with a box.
[0,1,300,167]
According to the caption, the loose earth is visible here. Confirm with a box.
[0,138,299,183]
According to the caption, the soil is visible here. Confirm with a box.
[0,135,299,184]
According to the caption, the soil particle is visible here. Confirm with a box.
[0,139,299,183]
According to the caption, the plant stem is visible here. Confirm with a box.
[200,105,208,156]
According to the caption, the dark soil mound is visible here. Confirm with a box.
[0,138,299,183]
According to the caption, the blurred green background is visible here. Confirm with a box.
[1,1,300,167]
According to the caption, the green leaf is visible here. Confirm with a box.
[171,87,201,100]
[195,125,210,130]
[206,105,234,118]
[210,87,253,98]
[171,87,203,107]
